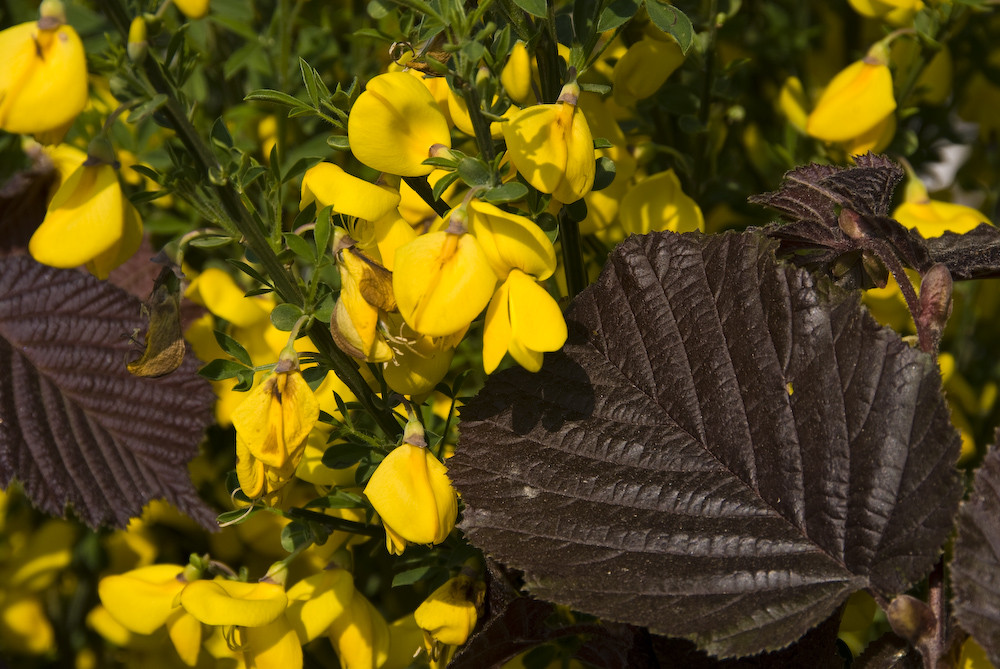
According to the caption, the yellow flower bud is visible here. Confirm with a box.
[612,37,684,106]
[414,574,484,651]
[502,82,596,204]
[501,41,534,105]
[393,228,497,337]
[127,17,147,62]
[174,0,210,19]
[364,427,457,554]
[0,13,88,138]
[483,269,567,374]
[300,163,400,222]
[806,48,896,143]
[348,72,452,177]
[619,169,704,235]
[331,237,397,363]
[28,149,143,278]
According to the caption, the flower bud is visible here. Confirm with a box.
[173,0,210,19]
[501,41,534,105]
[414,574,484,652]
[364,421,458,554]
[127,16,148,62]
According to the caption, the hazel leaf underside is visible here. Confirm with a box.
[0,256,216,529]
[450,230,962,659]
[951,435,1000,667]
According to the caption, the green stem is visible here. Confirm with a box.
[694,0,719,196]
[558,207,587,298]
[458,81,497,165]
[403,176,451,217]
[284,507,381,537]
[104,0,401,438]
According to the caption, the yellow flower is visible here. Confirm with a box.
[285,568,355,643]
[300,162,400,222]
[348,71,452,177]
[612,37,684,106]
[0,4,88,139]
[392,226,497,337]
[501,41,534,105]
[619,169,704,235]
[180,579,288,628]
[893,177,986,238]
[414,574,484,653]
[98,564,189,635]
[381,315,465,397]
[483,269,567,374]
[331,232,397,362]
[28,146,143,278]
[806,45,896,143]
[502,81,596,204]
[232,363,319,499]
[364,420,458,554]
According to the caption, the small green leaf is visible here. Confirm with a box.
[314,292,335,324]
[227,260,269,288]
[271,303,304,331]
[432,171,462,201]
[593,137,613,150]
[284,232,315,261]
[128,94,167,124]
[217,507,255,524]
[281,521,314,552]
[314,207,332,255]
[233,368,255,392]
[299,58,321,107]
[392,566,441,588]
[187,235,234,249]
[644,0,694,53]
[199,359,249,382]
[513,0,546,17]
[245,89,310,109]
[593,157,617,191]
[598,0,640,31]
[457,157,493,188]
[327,135,351,151]
[211,118,234,149]
[213,330,253,366]
[481,182,530,204]
[323,442,372,469]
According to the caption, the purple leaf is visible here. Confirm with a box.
[450,230,962,658]
[0,255,216,529]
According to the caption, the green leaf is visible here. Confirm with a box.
[451,230,962,658]
[211,118,234,148]
[513,0,547,18]
[458,157,493,188]
[128,94,167,124]
[644,0,694,53]
[244,88,310,109]
[281,521,315,553]
[327,135,351,151]
[228,259,274,288]
[593,138,613,150]
[271,303,304,331]
[432,171,462,201]
[392,566,441,588]
[314,207,332,256]
[284,232,315,262]
[598,0,640,31]
[199,358,250,381]
[323,442,372,470]
[213,330,253,366]
[592,156,616,191]
[481,182,530,204]
[299,58,321,107]
[187,235,235,249]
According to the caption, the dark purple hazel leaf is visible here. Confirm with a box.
[853,633,922,669]
[0,255,216,529]
[450,230,962,658]
[951,434,1000,667]
[920,224,1000,281]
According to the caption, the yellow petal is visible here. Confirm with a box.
[501,41,534,106]
[243,617,303,669]
[184,267,270,327]
[619,170,704,235]
[806,60,896,142]
[180,580,287,627]
[165,608,202,667]
[551,103,596,204]
[508,270,567,356]
[300,163,400,221]
[285,569,354,643]
[483,282,513,375]
[0,592,54,654]
[329,590,390,669]
[502,104,568,194]
[29,162,126,269]
[612,37,684,106]
[393,231,497,337]
[0,22,88,136]
[173,0,210,19]
[232,371,319,469]
[236,436,266,499]
[468,200,556,280]
[894,200,987,238]
[413,575,481,648]
[98,564,186,635]
[87,199,143,279]
[348,72,451,176]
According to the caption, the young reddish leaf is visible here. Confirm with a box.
[920,224,1000,281]
[450,230,961,658]
[0,256,216,529]
[951,436,1000,667]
